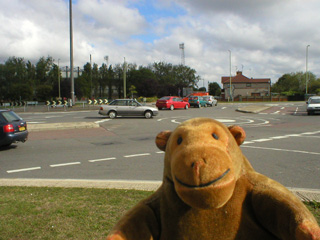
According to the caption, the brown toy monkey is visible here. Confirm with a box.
[107,118,320,240]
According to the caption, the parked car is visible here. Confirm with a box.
[202,95,218,107]
[0,109,28,148]
[156,96,190,110]
[306,96,320,115]
[188,96,207,108]
[99,99,158,119]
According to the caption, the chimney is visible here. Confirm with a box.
[236,71,242,75]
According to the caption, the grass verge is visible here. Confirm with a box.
[0,186,319,240]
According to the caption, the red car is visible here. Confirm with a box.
[156,96,190,110]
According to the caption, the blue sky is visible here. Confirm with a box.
[1,0,320,87]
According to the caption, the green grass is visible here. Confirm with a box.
[0,186,319,240]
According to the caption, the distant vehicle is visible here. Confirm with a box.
[99,99,158,119]
[202,95,218,107]
[156,96,190,110]
[306,96,320,115]
[183,92,209,102]
[0,110,28,148]
[188,96,207,108]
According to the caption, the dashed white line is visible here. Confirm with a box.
[88,157,116,163]
[7,167,41,173]
[124,153,151,158]
[50,162,81,167]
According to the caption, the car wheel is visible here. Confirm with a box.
[197,104,201,108]
[108,111,117,119]
[184,104,189,110]
[170,105,174,110]
[144,111,152,119]
[158,107,162,110]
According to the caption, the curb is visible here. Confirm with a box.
[27,122,100,132]
[1,178,319,202]
[236,106,271,113]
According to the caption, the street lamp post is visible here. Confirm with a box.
[69,0,75,105]
[123,57,127,98]
[90,54,92,98]
[58,59,61,100]
[228,50,232,101]
[306,45,310,95]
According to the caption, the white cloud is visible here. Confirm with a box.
[0,0,319,88]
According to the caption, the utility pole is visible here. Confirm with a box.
[69,0,75,104]
[306,45,310,95]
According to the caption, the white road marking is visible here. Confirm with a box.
[270,136,289,139]
[124,153,151,158]
[95,119,111,124]
[88,157,116,163]
[243,141,254,144]
[252,139,273,142]
[50,162,81,167]
[242,145,320,155]
[156,151,165,154]
[7,167,41,173]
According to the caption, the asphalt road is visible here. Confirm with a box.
[1,102,319,190]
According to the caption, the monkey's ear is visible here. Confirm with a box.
[155,131,172,151]
[228,125,246,146]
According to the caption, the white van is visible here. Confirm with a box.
[306,96,320,115]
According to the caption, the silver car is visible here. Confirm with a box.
[202,95,218,107]
[99,99,158,119]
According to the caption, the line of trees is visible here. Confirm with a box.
[271,72,320,97]
[0,56,205,102]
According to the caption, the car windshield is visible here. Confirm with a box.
[310,98,320,104]
[1,111,22,122]
[160,97,170,100]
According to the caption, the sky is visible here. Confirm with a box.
[1,0,320,88]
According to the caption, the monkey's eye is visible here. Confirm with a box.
[177,137,183,145]
[212,133,219,140]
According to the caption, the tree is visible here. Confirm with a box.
[271,71,318,96]
[129,67,158,97]
[208,82,221,96]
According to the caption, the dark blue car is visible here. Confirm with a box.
[0,110,28,148]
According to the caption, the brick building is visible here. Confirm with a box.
[221,71,271,100]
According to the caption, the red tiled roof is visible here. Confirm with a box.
[221,71,270,84]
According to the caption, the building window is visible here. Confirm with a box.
[246,83,251,87]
